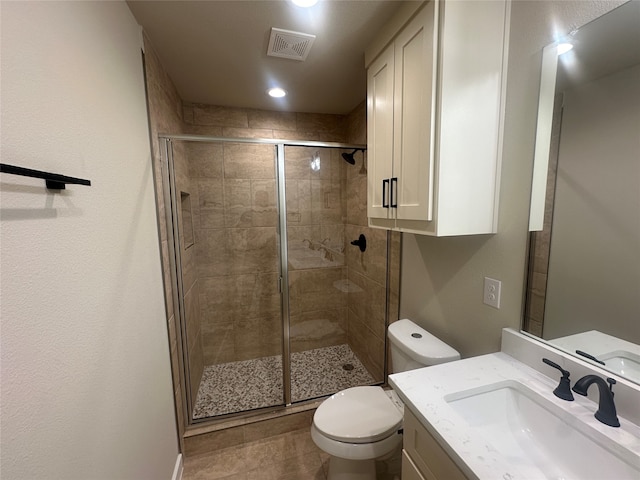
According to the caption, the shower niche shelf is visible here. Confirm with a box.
[180,191,195,250]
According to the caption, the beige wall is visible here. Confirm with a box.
[0,1,179,478]
[399,0,625,358]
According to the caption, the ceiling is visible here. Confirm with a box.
[127,0,412,115]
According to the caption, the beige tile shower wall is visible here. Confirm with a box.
[183,104,347,142]
[187,140,281,364]
[286,147,348,353]
[183,103,349,365]
[172,140,204,404]
[143,35,203,441]
[343,102,401,382]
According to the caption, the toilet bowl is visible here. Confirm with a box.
[311,386,403,480]
[311,319,460,480]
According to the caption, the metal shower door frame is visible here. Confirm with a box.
[159,134,366,420]
[159,137,192,424]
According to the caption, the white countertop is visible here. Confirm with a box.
[548,330,640,383]
[549,330,640,358]
[389,352,640,480]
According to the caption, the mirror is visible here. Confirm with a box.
[524,0,640,384]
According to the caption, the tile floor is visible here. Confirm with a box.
[182,427,401,480]
[194,344,375,418]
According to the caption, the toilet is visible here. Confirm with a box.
[311,319,460,480]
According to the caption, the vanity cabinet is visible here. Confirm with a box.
[402,408,467,480]
[366,0,509,236]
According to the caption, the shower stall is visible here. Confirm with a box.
[160,134,392,423]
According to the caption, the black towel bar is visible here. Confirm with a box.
[0,163,91,190]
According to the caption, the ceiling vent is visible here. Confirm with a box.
[267,28,316,61]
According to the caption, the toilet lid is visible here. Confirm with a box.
[313,386,403,444]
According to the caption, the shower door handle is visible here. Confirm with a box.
[382,179,389,208]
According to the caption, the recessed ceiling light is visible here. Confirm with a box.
[267,87,287,98]
[292,0,318,7]
[557,43,574,55]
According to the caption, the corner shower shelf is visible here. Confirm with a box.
[0,163,91,190]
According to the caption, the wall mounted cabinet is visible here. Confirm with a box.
[366,0,509,236]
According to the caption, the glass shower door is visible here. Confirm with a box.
[162,136,387,421]
[284,145,381,402]
[165,138,285,420]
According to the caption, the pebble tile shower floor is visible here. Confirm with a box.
[193,344,375,419]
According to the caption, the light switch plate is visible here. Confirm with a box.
[483,277,501,309]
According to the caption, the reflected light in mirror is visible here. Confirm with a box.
[292,0,318,7]
[267,87,287,98]
[557,42,574,55]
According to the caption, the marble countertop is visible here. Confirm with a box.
[389,352,640,480]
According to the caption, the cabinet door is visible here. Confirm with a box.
[404,408,467,480]
[367,43,394,220]
[402,450,428,480]
[393,2,437,222]
[435,0,507,234]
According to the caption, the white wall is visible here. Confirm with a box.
[545,64,640,342]
[399,0,625,357]
[0,2,179,479]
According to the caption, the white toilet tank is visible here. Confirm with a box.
[388,319,460,373]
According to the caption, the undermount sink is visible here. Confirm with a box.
[445,380,640,480]
[599,351,640,383]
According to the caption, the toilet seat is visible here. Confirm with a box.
[313,386,403,444]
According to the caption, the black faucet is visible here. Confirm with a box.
[572,375,620,427]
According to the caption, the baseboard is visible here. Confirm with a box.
[172,453,183,480]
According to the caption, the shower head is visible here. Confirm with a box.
[342,148,364,165]
[341,150,356,165]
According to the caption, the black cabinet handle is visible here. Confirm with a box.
[382,179,389,208]
[390,177,398,208]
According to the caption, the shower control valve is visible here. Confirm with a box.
[350,234,366,253]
